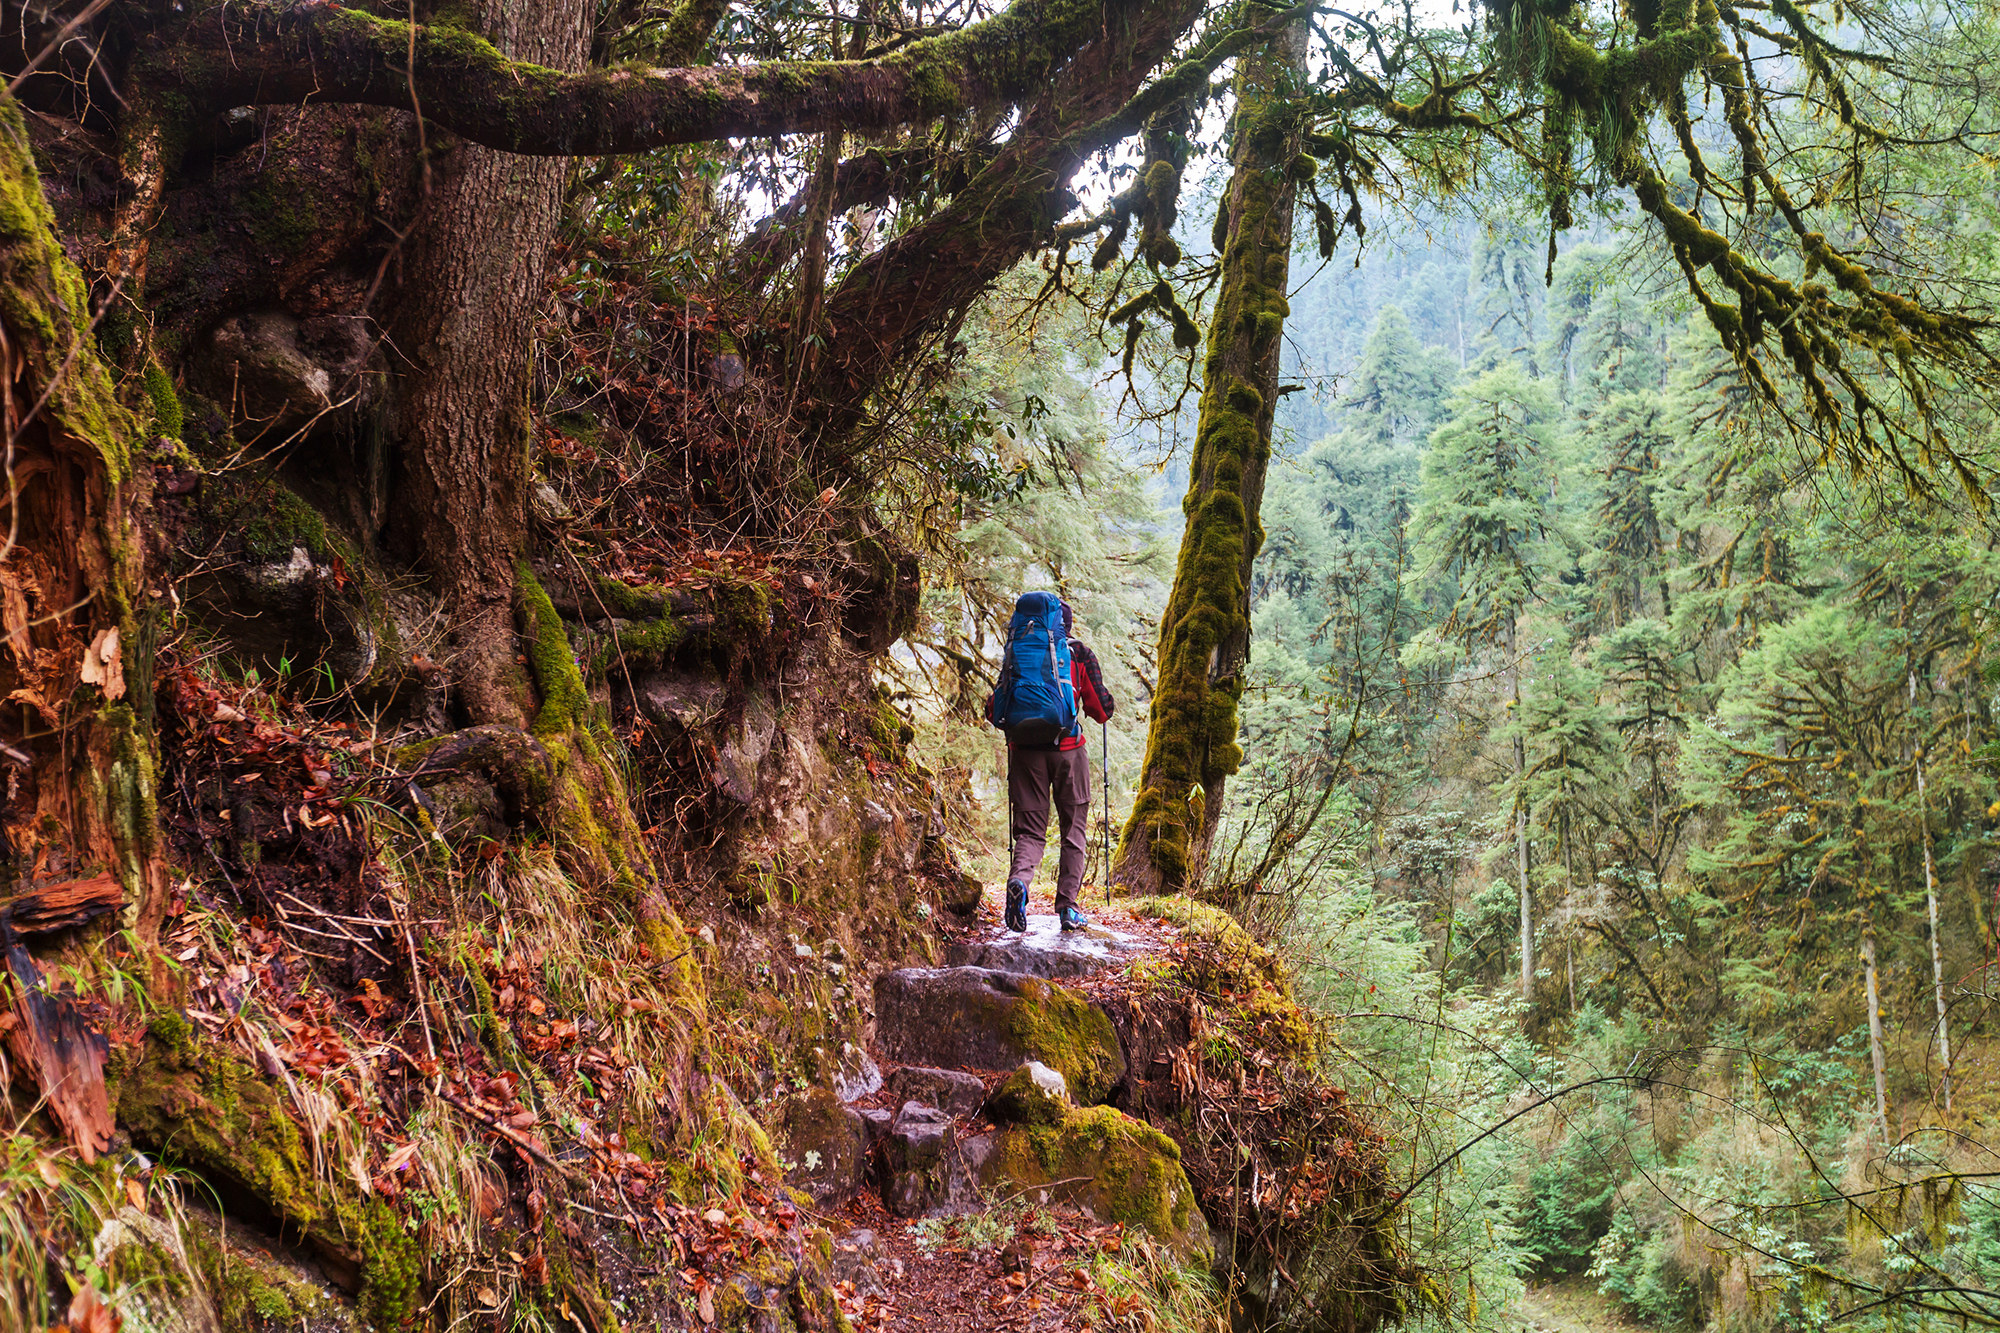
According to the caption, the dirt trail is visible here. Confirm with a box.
[1515,1277,1644,1333]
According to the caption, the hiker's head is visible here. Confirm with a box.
[1062,601,1073,636]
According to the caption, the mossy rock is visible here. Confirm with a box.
[118,1026,421,1328]
[983,1062,1068,1127]
[872,967,1125,1103]
[979,1105,1212,1264]
[772,1086,867,1207]
[91,1207,214,1333]
[177,1204,362,1333]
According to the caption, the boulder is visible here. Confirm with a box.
[876,1102,980,1217]
[979,1105,1212,1265]
[984,1062,1068,1127]
[772,1087,867,1207]
[872,967,1126,1103]
[827,1227,892,1301]
[886,1065,987,1119]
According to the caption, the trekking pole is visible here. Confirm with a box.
[1101,721,1111,907]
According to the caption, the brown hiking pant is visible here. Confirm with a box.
[1006,745,1091,913]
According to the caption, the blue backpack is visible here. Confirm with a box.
[987,591,1077,748]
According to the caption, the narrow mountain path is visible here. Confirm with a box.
[804,887,1195,1331]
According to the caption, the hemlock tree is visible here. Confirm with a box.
[1405,363,1566,993]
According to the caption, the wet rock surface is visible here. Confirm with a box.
[944,914,1148,978]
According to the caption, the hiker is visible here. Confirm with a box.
[985,592,1115,933]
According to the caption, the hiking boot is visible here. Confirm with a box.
[1058,906,1089,933]
[1005,880,1029,932]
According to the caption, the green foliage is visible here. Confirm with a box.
[1245,119,2000,1326]
[1405,362,1569,655]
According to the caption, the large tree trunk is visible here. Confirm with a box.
[378,1,656,900]
[1115,20,1305,895]
[386,0,594,727]
[0,93,160,1156]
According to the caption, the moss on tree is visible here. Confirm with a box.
[1117,23,1305,895]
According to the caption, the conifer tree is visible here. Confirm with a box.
[1407,363,1566,992]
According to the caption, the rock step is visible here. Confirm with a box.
[871,965,1124,1102]
[779,939,1212,1268]
[944,914,1147,978]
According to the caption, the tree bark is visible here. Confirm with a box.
[384,0,593,727]
[0,91,162,1151]
[1116,18,1305,895]
[1861,922,1891,1147]
[143,0,1161,154]
[1916,759,1953,1112]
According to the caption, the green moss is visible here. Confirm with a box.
[148,1008,196,1058]
[461,944,526,1070]
[0,101,142,482]
[1004,976,1125,1104]
[143,359,182,439]
[985,1064,1067,1126]
[235,484,331,564]
[519,562,588,739]
[589,572,667,621]
[245,1275,296,1321]
[355,1199,422,1328]
[118,1031,424,1327]
[987,1105,1211,1263]
[1125,896,1314,1058]
[582,613,685,677]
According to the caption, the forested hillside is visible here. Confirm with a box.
[1220,191,2000,1325]
[1,0,1997,1331]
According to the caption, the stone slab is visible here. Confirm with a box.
[945,915,1146,978]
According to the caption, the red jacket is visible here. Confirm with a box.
[1060,641,1114,750]
[987,640,1114,751]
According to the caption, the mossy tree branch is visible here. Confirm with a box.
[798,0,1215,422]
[1483,0,2000,497]
[140,0,1167,154]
